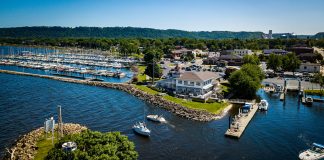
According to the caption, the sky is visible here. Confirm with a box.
[0,0,324,35]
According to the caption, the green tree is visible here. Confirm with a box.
[144,63,163,79]
[243,54,260,65]
[181,52,195,62]
[143,48,162,63]
[228,64,264,99]
[314,73,324,92]
[282,53,301,73]
[266,53,282,73]
[46,130,138,160]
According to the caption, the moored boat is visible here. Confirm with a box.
[305,97,313,105]
[146,115,166,123]
[258,99,269,111]
[299,143,324,160]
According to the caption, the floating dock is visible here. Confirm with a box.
[279,93,285,101]
[225,103,258,138]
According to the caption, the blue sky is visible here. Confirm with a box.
[0,0,324,34]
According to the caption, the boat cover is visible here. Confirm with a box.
[313,143,324,149]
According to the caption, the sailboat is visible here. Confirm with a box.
[133,107,151,137]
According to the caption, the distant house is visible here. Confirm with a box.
[297,53,319,63]
[175,72,219,99]
[219,54,243,66]
[263,49,288,55]
[297,62,321,73]
[171,48,192,59]
[233,49,253,56]
[288,47,314,55]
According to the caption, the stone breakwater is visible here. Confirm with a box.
[4,123,87,160]
[0,70,230,122]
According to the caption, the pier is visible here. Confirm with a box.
[225,103,258,138]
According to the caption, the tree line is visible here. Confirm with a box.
[1,37,324,55]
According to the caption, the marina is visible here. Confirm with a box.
[0,46,134,83]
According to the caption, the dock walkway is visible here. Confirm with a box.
[225,103,258,138]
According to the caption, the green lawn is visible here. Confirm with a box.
[34,133,58,160]
[133,85,228,114]
[137,65,147,82]
[304,89,324,96]
[134,85,159,95]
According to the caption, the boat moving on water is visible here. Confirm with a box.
[299,143,324,160]
[258,99,269,111]
[147,115,166,123]
[133,122,151,137]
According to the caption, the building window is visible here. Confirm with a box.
[304,66,307,69]
[184,81,188,85]
[314,67,317,69]
[190,81,194,86]
[178,80,182,84]
[196,82,200,86]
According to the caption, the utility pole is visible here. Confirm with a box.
[57,105,63,138]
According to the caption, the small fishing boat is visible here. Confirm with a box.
[305,97,313,105]
[146,115,166,123]
[258,99,269,111]
[132,122,151,137]
[299,143,324,160]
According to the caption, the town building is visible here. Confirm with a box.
[297,62,321,73]
[156,71,220,99]
[171,48,193,59]
[233,49,253,56]
[263,49,288,55]
[262,30,273,39]
[219,54,243,66]
[175,72,219,99]
[288,47,314,55]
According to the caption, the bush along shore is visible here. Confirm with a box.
[0,69,230,121]
[4,123,87,160]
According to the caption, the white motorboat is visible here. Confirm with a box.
[147,115,166,123]
[132,122,150,137]
[258,99,269,111]
[299,143,324,160]
[305,97,313,105]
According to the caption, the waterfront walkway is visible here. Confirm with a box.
[225,103,258,138]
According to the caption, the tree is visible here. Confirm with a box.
[267,53,282,73]
[243,54,260,65]
[228,64,264,99]
[314,73,324,92]
[143,48,162,63]
[181,52,195,62]
[144,63,163,79]
[46,130,138,160]
[282,53,301,73]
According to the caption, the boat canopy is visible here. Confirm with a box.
[242,104,251,110]
[313,143,324,149]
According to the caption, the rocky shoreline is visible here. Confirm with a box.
[0,69,231,122]
[4,123,87,160]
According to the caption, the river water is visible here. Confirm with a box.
[0,72,324,160]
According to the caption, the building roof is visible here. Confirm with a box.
[220,54,243,60]
[177,71,218,81]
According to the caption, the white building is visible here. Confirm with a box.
[233,49,253,56]
[297,62,321,73]
[175,72,219,99]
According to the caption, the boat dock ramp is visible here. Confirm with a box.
[225,100,258,139]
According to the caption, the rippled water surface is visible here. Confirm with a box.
[0,73,324,160]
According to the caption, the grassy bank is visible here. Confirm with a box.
[133,85,228,114]
[34,133,58,160]
[304,89,324,96]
